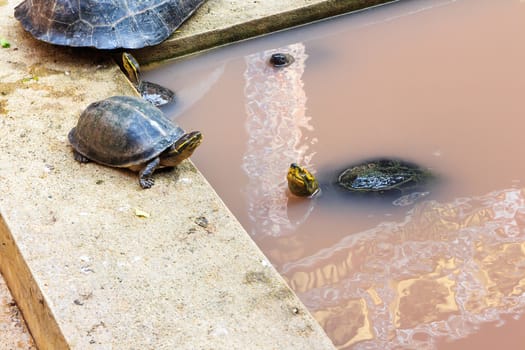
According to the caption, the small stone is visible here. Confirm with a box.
[194,216,208,228]
[44,164,54,173]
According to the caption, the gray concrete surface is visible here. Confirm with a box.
[0,0,392,348]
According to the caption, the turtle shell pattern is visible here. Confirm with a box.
[337,159,430,193]
[14,0,206,49]
[69,95,184,167]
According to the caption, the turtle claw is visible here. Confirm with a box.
[139,177,155,189]
[138,157,160,189]
[73,150,90,163]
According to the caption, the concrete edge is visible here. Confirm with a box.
[0,214,69,349]
[132,0,395,65]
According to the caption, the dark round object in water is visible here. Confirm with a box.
[14,0,206,49]
[140,81,176,107]
[269,53,295,67]
[335,158,431,194]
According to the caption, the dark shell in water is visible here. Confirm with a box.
[139,81,176,107]
[336,158,432,194]
[269,53,294,67]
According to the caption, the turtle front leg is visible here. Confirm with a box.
[73,150,90,163]
[138,157,160,189]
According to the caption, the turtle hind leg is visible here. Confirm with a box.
[138,157,160,189]
[73,150,90,163]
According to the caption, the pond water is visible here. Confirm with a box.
[144,0,525,348]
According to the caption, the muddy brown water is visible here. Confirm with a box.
[145,0,525,348]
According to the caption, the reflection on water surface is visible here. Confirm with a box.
[145,0,525,348]
[283,188,525,349]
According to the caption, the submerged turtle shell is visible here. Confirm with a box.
[336,158,432,194]
[68,95,184,167]
[14,0,206,49]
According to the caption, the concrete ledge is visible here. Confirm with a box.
[133,0,395,65]
[1,0,338,348]
[0,252,35,349]
[1,0,394,348]
[1,215,67,348]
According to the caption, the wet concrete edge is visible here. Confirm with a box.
[133,0,396,65]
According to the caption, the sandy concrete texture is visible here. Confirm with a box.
[133,0,395,65]
[0,0,340,349]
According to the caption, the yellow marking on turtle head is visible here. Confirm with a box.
[161,131,203,166]
[122,52,142,87]
[287,163,319,197]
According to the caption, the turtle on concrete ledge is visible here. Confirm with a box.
[68,96,202,189]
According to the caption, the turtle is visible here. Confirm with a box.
[122,52,175,107]
[269,53,295,68]
[287,158,434,206]
[68,95,202,189]
[14,0,206,49]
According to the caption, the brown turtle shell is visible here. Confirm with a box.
[68,96,184,167]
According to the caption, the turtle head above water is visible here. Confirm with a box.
[287,163,320,197]
[160,131,203,166]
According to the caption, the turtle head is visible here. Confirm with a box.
[160,131,203,166]
[122,52,142,87]
[287,163,320,197]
